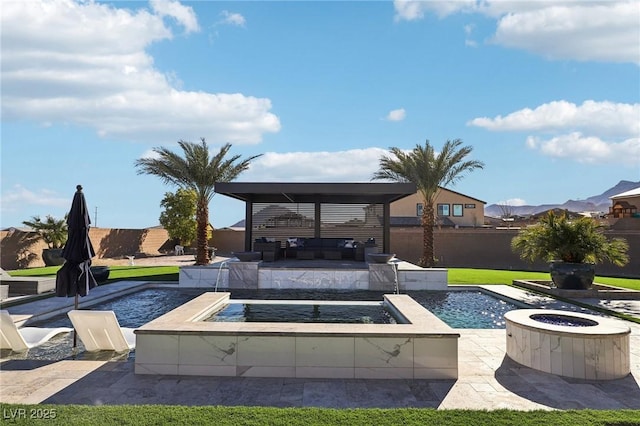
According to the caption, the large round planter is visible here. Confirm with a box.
[90,266,110,283]
[550,262,595,290]
[42,248,65,266]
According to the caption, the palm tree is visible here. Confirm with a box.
[135,138,261,265]
[22,215,68,249]
[373,139,484,267]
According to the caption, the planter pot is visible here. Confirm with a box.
[42,248,65,266]
[90,266,110,283]
[550,262,595,290]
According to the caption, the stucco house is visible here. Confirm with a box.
[390,187,486,228]
[609,186,640,218]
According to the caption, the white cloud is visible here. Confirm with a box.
[150,0,200,33]
[1,0,280,145]
[394,0,475,21]
[469,101,639,138]
[493,2,640,64]
[1,185,70,214]
[244,148,390,182]
[526,133,640,165]
[470,100,640,165]
[385,108,406,121]
[464,23,478,47]
[394,0,640,64]
[220,10,246,27]
[140,149,162,160]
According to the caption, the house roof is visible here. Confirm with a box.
[215,182,417,204]
[610,186,640,199]
[437,187,486,204]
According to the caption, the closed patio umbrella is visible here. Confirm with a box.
[55,185,97,347]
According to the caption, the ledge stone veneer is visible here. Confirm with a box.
[505,309,631,380]
[135,292,459,379]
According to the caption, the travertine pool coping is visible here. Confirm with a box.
[135,292,458,337]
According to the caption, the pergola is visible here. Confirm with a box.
[215,182,417,253]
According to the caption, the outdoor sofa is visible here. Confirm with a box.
[286,237,356,260]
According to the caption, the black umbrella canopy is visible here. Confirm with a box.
[55,185,97,298]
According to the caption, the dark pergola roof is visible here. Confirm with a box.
[215,182,417,204]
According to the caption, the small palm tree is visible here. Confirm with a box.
[373,139,484,267]
[135,139,261,265]
[22,215,68,249]
[511,211,629,265]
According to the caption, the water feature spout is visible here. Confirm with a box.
[214,260,229,292]
[392,262,399,294]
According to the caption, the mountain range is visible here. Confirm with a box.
[484,180,640,218]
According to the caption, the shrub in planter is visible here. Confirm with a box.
[511,211,629,289]
[22,215,68,266]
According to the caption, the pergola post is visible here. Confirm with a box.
[383,202,391,253]
[244,200,253,251]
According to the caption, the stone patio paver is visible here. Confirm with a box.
[1,274,639,409]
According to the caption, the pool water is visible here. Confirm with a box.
[412,291,516,329]
[31,288,520,329]
[204,301,394,324]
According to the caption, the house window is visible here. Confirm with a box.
[453,204,463,217]
[464,204,476,209]
[416,203,423,217]
[437,204,450,216]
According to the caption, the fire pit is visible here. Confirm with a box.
[505,309,630,380]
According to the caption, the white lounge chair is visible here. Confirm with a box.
[0,310,72,352]
[67,310,136,352]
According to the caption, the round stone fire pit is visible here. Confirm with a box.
[505,309,630,380]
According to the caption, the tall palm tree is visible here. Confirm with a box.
[135,138,261,265]
[373,139,484,267]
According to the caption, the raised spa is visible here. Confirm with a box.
[505,309,631,380]
[135,292,460,379]
[203,300,393,324]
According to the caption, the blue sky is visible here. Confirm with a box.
[2,0,639,230]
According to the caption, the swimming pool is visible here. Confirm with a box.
[1,287,523,362]
[30,288,522,329]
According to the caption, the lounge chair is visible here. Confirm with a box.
[67,310,136,352]
[0,310,72,352]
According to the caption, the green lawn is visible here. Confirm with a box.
[0,404,638,426]
[447,268,640,290]
[8,265,179,282]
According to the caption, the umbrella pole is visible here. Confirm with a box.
[73,293,79,348]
